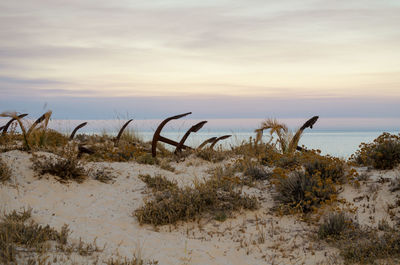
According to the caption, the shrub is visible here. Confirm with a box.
[272,170,337,213]
[135,175,259,225]
[351,132,400,169]
[31,148,87,183]
[0,158,11,183]
[244,163,271,181]
[318,212,357,239]
[304,155,345,183]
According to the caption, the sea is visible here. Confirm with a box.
[2,117,399,159]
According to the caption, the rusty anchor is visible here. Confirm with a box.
[1,113,28,135]
[114,119,133,146]
[209,135,232,149]
[174,120,207,154]
[152,112,208,157]
[197,135,232,150]
[69,122,88,141]
[197,137,217,150]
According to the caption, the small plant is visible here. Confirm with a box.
[351,132,400,169]
[89,167,116,184]
[318,212,357,239]
[244,163,271,181]
[0,157,11,182]
[31,147,87,183]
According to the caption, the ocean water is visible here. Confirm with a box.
[1,118,399,158]
[135,130,397,159]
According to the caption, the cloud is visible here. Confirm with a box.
[0,0,399,113]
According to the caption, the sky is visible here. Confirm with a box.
[0,0,400,125]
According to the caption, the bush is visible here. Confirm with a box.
[351,132,400,169]
[318,212,357,239]
[244,163,271,181]
[135,175,259,225]
[0,158,11,183]
[31,149,87,183]
[273,170,337,213]
[304,155,345,183]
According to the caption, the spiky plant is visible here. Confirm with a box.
[256,116,318,154]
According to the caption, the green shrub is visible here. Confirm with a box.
[351,132,400,169]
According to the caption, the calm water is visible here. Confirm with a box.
[1,118,398,158]
[135,130,397,158]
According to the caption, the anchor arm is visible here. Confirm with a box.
[69,122,88,141]
[175,121,207,153]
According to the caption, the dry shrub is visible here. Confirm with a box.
[243,163,271,181]
[31,147,87,183]
[135,174,259,225]
[0,209,69,264]
[351,132,400,169]
[318,212,358,240]
[0,158,11,182]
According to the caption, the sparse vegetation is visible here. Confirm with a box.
[0,209,69,264]
[351,132,400,169]
[135,174,259,225]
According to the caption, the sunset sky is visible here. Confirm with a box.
[1,0,399,121]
